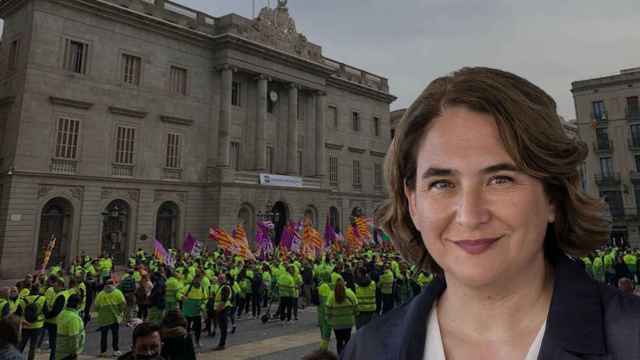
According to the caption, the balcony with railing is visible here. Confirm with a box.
[592,139,613,154]
[626,107,640,123]
[112,163,134,177]
[163,167,182,180]
[594,172,621,187]
[50,158,77,174]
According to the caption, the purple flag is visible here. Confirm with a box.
[182,232,197,253]
[324,218,337,248]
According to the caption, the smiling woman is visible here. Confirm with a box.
[341,67,640,360]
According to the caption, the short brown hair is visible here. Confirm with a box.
[378,67,608,274]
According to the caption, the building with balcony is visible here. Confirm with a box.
[572,67,640,247]
[0,0,396,277]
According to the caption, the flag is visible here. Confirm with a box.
[256,220,274,257]
[304,222,323,249]
[40,235,57,272]
[323,218,337,248]
[209,227,234,252]
[153,239,175,267]
[182,232,197,253]
[233,224,256,260]
[290,220,303,254]
[354,216,372,243]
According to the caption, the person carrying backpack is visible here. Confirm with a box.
[17,287,46,360]
[43,277,68,360]
[118,270,137,322]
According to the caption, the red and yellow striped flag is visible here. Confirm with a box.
[303,223,323,249]
[234,224,256,260]
[209,227,234,252]
[355,216,371,242]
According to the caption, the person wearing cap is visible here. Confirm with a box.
[94,279,126,357]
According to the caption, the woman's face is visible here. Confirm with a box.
[405,107,555,288]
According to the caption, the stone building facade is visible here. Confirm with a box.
[572,67,640,247]
[0,0,396,278]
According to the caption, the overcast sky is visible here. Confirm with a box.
[175,0,640,120]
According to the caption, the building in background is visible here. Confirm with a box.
[572,67,640,247]
[0,0,396,278]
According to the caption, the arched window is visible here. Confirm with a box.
[329,206,340,233]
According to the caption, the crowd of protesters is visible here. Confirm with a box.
[2,242,638,359]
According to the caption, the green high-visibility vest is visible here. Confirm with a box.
[182,286,205,317]
[379,271,394,295]
[214,285,232,309]
[277,273,295,298]
[355,281,376,313]
[56,308,85,359]
[326,289,358,330]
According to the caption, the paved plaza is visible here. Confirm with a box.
[31,305,337,360]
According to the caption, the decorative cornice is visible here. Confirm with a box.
[369,150,386,158]
[327,77,397,104]
[348,146,366,154]
[0,96,15,107]
[109,106,148,118]
[160,115,194,126]
[325,142,344,150]
[49,96,93,110]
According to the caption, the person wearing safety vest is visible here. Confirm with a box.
[378,264,395,315]
[623,251,638,282]
[17,286,46,360]
[43,277,67,360]
[55,294,85,360]
[181,274,206,348]
[604,249,616,285]
[213,274,233,351]
[261,264,272,308]
[164,270,182,312]
[326,278,358,355]
[277,265,296,324]
[292,269,303,321]
[317,271,333,350]
[592,252,605,282]
[94,279,126,357]
[354,267,376,329]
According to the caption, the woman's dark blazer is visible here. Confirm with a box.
[341,252,640,359]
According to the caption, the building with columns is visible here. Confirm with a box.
[0,0,396,277]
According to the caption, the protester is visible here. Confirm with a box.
[213,275,233,351]
[17,287,46,360]
[181,274,205,348]
[117,322,164,360]
[326,278,358,355]
[159,310,196,360]
[354,267,376,329]
[95,279,126,357]
[55,294,85,360]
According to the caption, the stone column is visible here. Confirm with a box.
[255,75,268,171]
[217,65,233,167]
[315,91,327,177]
[287,83,298,175]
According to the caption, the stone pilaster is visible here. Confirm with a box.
[217,65,233,167]
[287,83,299,175]
[255,75,268,171]
[315,91,327,177]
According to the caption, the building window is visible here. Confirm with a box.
[627,96,639,116]
[631,125,640,146]
[115,126,136,164]
[8,39,19,71]
[297,150,303,176]
[352,112,360,131]
[635,155,640,172]
[391,128,395,139]
[328,106,338,128]
[166,133,181,168]
[592,100,606,121]
[122,54,141,86]
[55,118,80,159]
[329,156,338,185]
[601,190,624,218]
[169,66,188,95]
[232,81,241,107]
[230,141,240,171]
[595,127,609,149]
[374,163,382,188]
[266,146,274,173]
[599,157,613,176]
[353,160,361,187]
[373,117,380,136]
[63,39,89,74]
